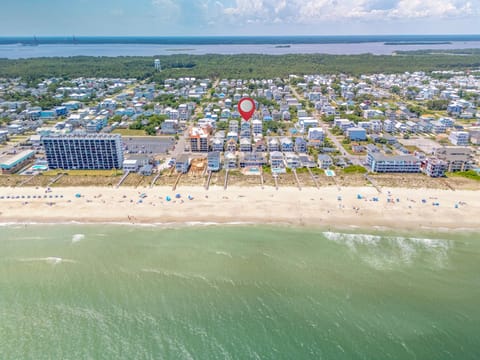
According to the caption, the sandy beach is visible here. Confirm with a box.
[0,185,478,230]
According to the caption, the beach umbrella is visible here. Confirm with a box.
[175,194,181,199]
[75,193,81,198]
[188,195,193,200]
[166,196,171,202]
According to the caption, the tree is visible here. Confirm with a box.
[391,85,401,95]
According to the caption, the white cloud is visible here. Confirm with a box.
[389,0,474,19]
[222,0,479,24]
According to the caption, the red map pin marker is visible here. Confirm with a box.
[238,97,255,121]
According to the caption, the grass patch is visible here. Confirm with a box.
[112,128,147,136]
[343,165,367,174]
[446,170,480,181]
[403,145,420,153]
[43,169,123,176]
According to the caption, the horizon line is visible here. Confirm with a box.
[1,34,480,38]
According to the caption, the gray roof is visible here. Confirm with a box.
[369,152,419,162]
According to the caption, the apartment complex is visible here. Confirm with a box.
[448,131,470,146]
[424,158,448,177]
[434,147,474,172]
[367,152,421,173]
[42,134,123,170]
[189,127,210,152]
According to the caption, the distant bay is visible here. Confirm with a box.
[1,35,480,58]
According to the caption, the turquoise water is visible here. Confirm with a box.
[0,224,479,359]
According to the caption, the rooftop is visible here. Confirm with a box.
[0,150,35,169]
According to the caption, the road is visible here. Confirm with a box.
[289,85,365,166]
[171,78,221,160]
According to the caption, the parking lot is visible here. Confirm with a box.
[399,137,441,154]
[123,136,175,154]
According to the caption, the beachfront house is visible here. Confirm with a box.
[122,159,140,172]
[175,154,190,173]
[207,152,221,172]
[317,154,333,169]
[239,152,266,168]
[224,152,237,169]
[270,151,285,170]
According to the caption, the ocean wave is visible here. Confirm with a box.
[214,251,233,258]
[72,234,85,243]
[17,257,77,265]
[323,231,452,270]
[140,268,239,288]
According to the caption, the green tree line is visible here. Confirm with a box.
[1,53,480,83]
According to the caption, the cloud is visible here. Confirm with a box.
[388,0,474,19]
[222,0,479,24]
[151,0,225,25]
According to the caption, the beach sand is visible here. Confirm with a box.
[0,185,478,230]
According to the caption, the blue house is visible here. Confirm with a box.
[346,127,367,141]
[294,137,307,153]
[55,106,68,117]
[40,110,56,119]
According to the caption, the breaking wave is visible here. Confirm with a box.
[323,231,452,270]
[72,234,85,243]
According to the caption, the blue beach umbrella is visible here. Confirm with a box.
[166,196,171,202]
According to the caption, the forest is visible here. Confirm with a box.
[1,52,480,83]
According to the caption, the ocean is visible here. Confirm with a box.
[1,224,479,359]
[1,35,480,58]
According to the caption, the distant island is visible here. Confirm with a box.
[384,42,452,45]
[165,48,196,52]
[275,45,291,48]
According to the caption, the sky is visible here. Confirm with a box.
[0,0,479,36]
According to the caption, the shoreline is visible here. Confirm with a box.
[1,185,479,231]
[1,221,478,236]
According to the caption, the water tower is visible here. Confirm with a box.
[154,59,161,71]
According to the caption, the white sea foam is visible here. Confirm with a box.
[72,234,85,243]
[323,231,452,270]
[215,251,233,258]
[18,257,77,265]
[141,268,220,289]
